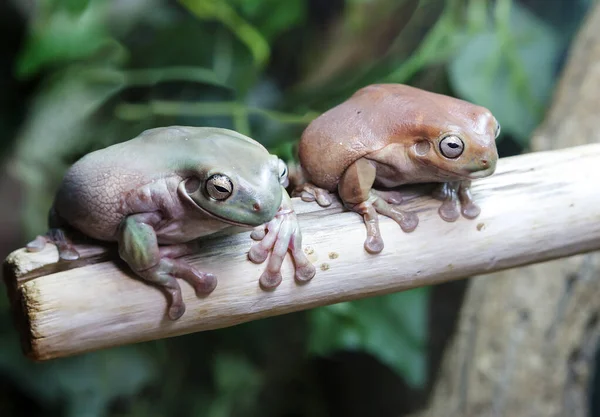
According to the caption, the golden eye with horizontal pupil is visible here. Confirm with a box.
[439,135,464,159]
[206,174,233,200]
[278,159,288,182]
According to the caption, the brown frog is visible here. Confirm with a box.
[294,83,500,253]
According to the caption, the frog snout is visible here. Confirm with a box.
[484,157,497,172]
[466,157,497,178]
[478,158,493,171]
[246,195,280,225]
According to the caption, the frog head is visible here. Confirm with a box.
[177,129,288,227]
[407,99,500,181]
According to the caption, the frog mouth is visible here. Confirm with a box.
[430,167,473,181]
[199,208,268,228]
[467,166,496,179]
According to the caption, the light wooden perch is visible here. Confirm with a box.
[4,143,600,361]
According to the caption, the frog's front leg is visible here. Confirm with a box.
[248,189,316,289]
[118,213,217,320]
[433,180,480,222]
[339,158,419,254]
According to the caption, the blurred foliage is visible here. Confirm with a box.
[309,288,429,388]
[0,0,593,416]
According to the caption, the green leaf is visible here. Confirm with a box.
[308,288,430,388]
[15,0,114,78]
[179,0,270,68]
[448,1,562,145]
[229,0,307,41]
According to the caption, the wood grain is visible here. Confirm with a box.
[4,143,600,361]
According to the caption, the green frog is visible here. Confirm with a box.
[27,126,316,320]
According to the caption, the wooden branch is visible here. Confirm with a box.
[4,143,600,361]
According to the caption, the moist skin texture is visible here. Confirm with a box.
[295,83,500,254]
[27,126,316,320]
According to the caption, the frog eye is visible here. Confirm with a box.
[278,159,288,183]
[495,121,501,138]
[206,174,233,200]
[439,136,464,159]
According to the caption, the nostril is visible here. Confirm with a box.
[481,159,488,165]
[253,203,261,212]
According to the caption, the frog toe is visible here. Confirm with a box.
[399,211,419,232]
[438,200,460,222]
[168,302,186,321]
[59,248,80,261]
[364,236,384,254]
[371,198,418,233]
[250,225,267,241]
[259,271,282,290]
[315,190,333,207]
[295,263,316,283]
[296,184,332,207]
[26,235,48,252]
[169,258,218,296]
[300,191,316,202]
[193,272,218,295]
[461,201,481,219]
[248,245,269,263]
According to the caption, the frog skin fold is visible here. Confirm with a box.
[27,126,316,320]
[294,83,500,254]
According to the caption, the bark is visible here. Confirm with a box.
[409,4,600,417]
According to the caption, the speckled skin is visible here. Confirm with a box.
[27,126,316,319]
[294,84,500,253]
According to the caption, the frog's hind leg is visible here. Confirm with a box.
[26,232,80,260]
[292,183,333,207]
[118,213,217,320]
[26,207,80,261]
[371,189,404,204]
[339,158,419,254]
[433,180,480,222]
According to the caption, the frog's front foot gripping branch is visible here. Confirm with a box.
[433,180,481,222]
[248,202,316,290]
